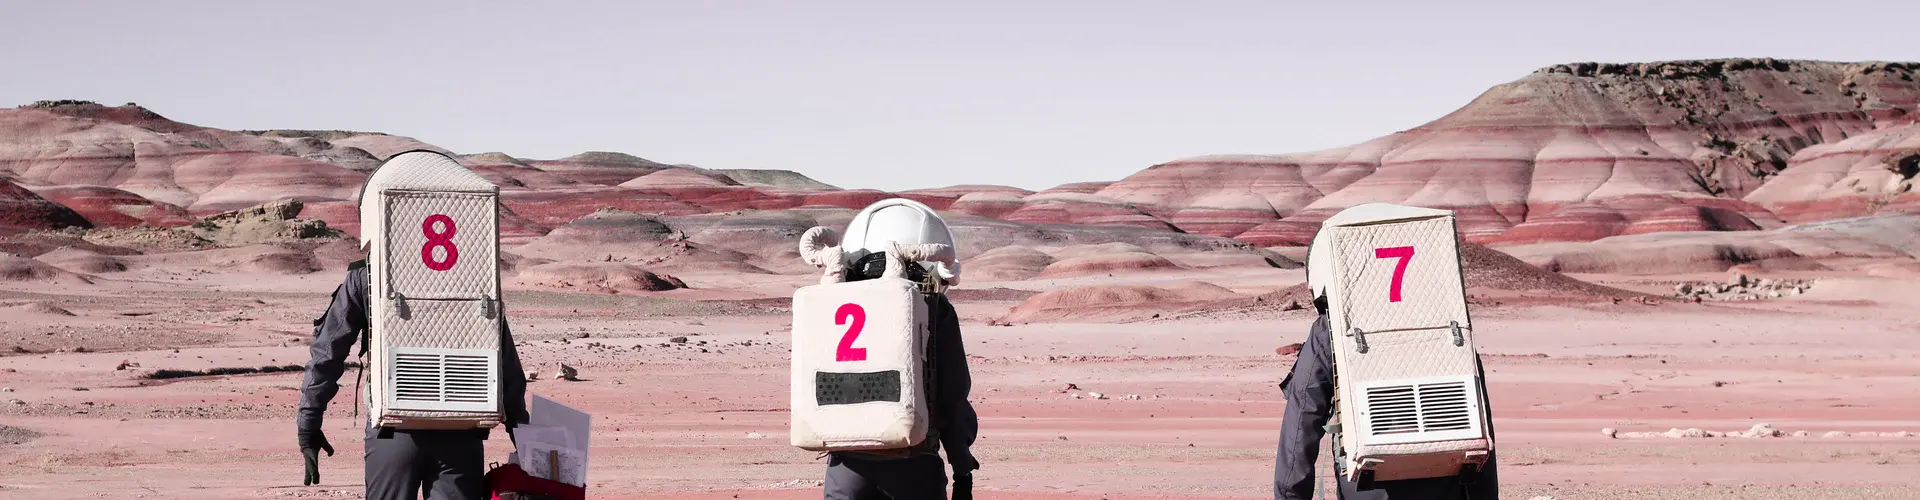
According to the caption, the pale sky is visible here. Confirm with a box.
[3,1,1916,191]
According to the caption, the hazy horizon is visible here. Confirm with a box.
[4,1,1917,191]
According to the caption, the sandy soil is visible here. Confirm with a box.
[2,264,1918,500]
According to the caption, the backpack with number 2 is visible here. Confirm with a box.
[789,272,931,452]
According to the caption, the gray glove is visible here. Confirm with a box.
[299,427,334,486]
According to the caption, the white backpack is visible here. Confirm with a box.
[361,151,505,430]
[789,276,932,451]
[1310,203,1492,485]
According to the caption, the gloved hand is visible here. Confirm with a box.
[950,452,978,500]
[299,427,334,486]
[952,472,973,500]
[950,453,980,475]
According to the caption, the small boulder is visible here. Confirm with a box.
[1662,427,1712,438]
[1735,423,1781,438]
[553,364,579,381]
[1601,427,1618,439]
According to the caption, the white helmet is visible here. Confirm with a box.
[842,198,959,285]
[1307,227,1334,303]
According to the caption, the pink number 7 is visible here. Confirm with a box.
[1374,246,1415,302]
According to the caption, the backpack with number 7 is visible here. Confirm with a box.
[1307,203,1492,487]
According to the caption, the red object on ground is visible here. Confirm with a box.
[487,463,586,500]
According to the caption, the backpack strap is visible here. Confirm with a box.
[347,260,371,421]
[915,292,944,457]
[349,260,372,357]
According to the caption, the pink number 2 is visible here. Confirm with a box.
[1374,246,1415,302]
[834,303,868,362]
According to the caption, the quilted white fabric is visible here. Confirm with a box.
[359,151,497,249]
[1314,203,1492,482]
[789,278,930,451]
[364,150,504,429]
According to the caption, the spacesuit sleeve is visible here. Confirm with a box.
[499,319,530,427]
[298,267,369,432]
[1274,316,1335,500]
[933,294,979,473]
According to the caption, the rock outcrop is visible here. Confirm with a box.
[34,246,128,274]
[0,102,368,214]
[0,180,91,234]
[1001,192,1176,231]
[525,152,671,186]
[1081,60,1920,245]
[187,200,343,246]
[0,253,94,285]
[963,245,1055,281]
[716,169,838,191]
[1671,273,1814,302]
[512,262,684,293]
[1745,118,1920,222]
[10,59,1913,267]
[1504,213,1920,274]
[26,185,193,228]
[948,191,1030,219]
[1037,252,1180,277]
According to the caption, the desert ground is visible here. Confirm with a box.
[3,249,1918,500]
